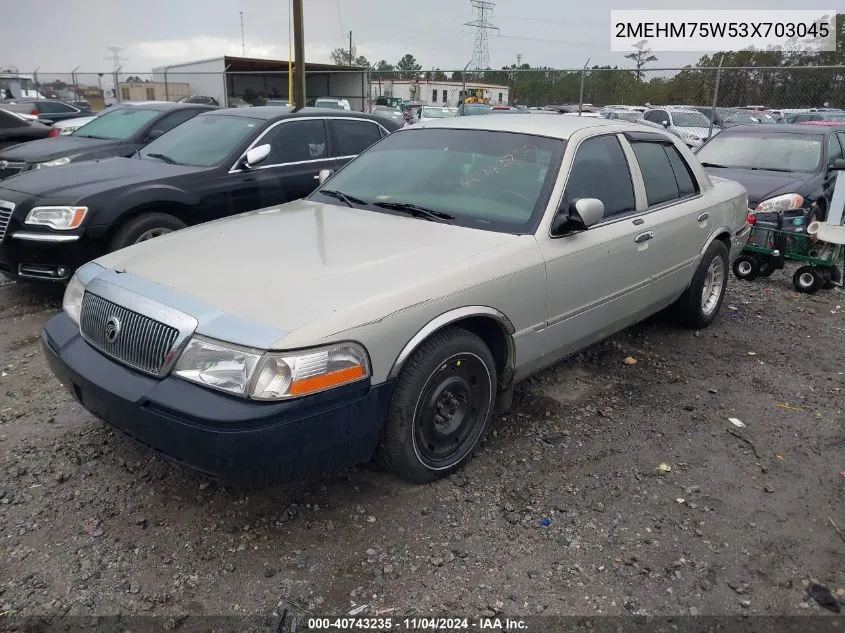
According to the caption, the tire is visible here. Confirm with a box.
[732,254,760,281]
[377,326,497,484]
[758,257,777,278]
[821,266,841,290]
[674,240,729,329]
[792,266,824,294]
[109,212,187,251]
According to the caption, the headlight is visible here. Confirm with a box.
[172,337,263,397]
[251,343,369,400]
[62,275,85,325]
[25,206,88,230]
[33,157,71,169]
[756,193,804,213]
[172,338,370,400]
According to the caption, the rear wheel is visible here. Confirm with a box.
[377,327,496,484]
[109,212,187,251]
[674,240,729,329]
[732,254,760,281]
[793,266,824,294]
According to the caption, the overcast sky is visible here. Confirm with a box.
[3,0,814,79]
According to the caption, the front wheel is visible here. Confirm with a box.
[674,240,729,329]
[377,327,496,484]
[109,212,187,251]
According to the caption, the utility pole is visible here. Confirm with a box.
[349,31,353,66]
[292,0,306,108]
[240,11,245,57]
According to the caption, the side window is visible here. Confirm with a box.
[332,119,382,156]
[560,135,635,219]
[827,134,844,167]
[631,142,697,206]
[261,120,328,164]
[664,145,699,196]
[150,109,200,136]
[644,110,660,123]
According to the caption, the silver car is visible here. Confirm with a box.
[44,115,749,486]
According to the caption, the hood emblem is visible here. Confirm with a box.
[105,316,122,344]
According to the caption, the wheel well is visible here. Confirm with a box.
[447,316,513,387]
[715,232,731,252]
[108,202,192,240]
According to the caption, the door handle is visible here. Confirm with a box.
[313,174,321,180]
[697,212,709,221]
[634,231,654,244]
[632,218,645,225]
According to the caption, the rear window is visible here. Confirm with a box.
[72,108,160,140]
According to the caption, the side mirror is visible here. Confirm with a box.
[551,198,605,234]
[832,158,845,170]
[661,120,670,128]
[242,144,271,169]
[146,129,165,142]
[317,168,333,185]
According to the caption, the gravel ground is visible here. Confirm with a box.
[0,269,843,622]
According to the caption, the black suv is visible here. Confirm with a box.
[0,102,214,180]
[0,107,402,281]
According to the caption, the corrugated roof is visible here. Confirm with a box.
[222,56,364,73]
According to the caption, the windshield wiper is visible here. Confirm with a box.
[372,201,456,221]
[319,189,369,207]
[748,166,794,172]
[699,162,727,168]
[145,152,179,165]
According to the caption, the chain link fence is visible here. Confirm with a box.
[12,66,844,113]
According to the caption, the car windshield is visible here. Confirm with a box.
[374,107,403,119]
[420,107,454,118]
[696,132,823,172]
[823,113,845,121]
[671,111,711,128]
[461,104,493,116]
[310,127,565,234]
[72,108,160,140]
[315,100,344,109]
[138,114,261,167]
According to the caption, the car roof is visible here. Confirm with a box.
[199,106,393,123]
[109,101,215,112]
[408,113,636,139]
[715,123,831,135]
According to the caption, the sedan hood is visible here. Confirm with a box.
[704,167,811,208]
[0,135,118,163]
[93,200,524,339]
[0,156,202,198]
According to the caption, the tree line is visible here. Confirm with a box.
[332,14,844,108]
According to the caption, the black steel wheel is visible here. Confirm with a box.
[378,326,496,483]
[793,266,824,294]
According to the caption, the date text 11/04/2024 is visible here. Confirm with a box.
[301,617,528,630]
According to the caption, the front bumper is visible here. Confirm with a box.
[0,226,108,281]
[42,312,391,486]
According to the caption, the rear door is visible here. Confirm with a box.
[623,134,711,304]
[35,101,81,123]
[329,118,387,168]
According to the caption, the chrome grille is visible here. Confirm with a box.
[0,161,25,180]
[80,291,180,376]
[0,200,13,244]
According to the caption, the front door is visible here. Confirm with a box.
[535,134,656,368]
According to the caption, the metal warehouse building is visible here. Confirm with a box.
[151,56,369,109]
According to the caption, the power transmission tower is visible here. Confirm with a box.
[105,46,128,71]
[516,53,522,67]
[464,0,498,70]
